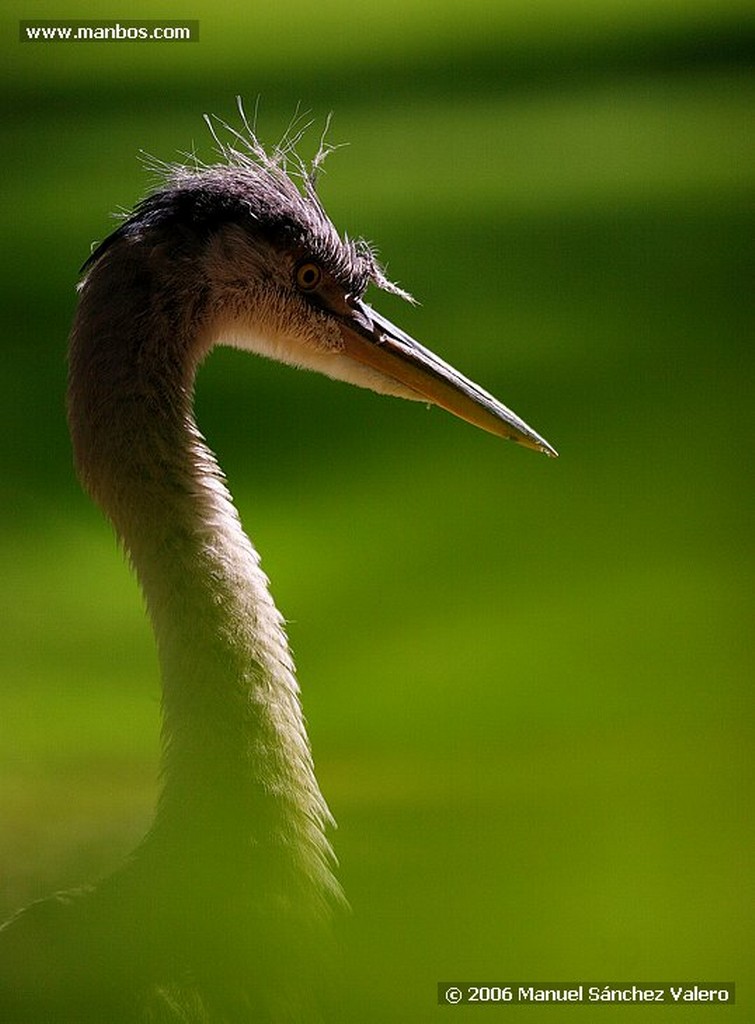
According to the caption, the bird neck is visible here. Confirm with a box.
[134,438,315,842]
[67,264,340,916]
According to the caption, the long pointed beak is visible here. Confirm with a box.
[337,299,558,457]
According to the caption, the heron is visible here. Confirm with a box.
[0,107,556,1022]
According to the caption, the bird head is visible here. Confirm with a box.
[82,109,557,457]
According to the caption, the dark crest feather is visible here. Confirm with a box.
[82,100,414,303]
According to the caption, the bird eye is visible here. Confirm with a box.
[295,261,322,292]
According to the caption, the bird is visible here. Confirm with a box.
[0,105,556,1023]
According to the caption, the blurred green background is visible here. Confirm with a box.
[2,1,753,1020]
